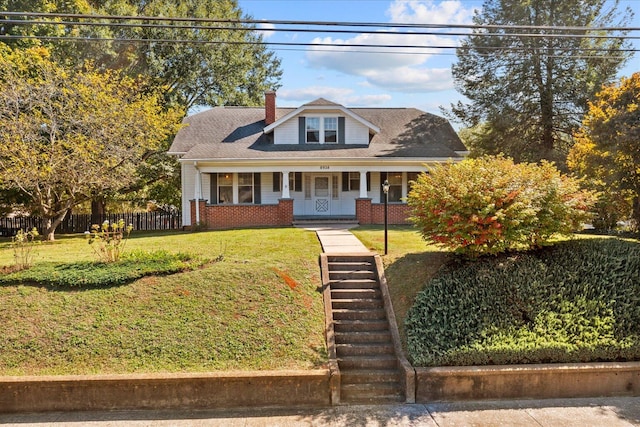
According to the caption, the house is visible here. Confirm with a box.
[168,92,468,229]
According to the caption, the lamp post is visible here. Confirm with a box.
[382,179,389,255]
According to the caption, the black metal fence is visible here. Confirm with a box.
[0,212,182,236]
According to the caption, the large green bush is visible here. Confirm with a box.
[405,238,640,366]
[408,156,595,257]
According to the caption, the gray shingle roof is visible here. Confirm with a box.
[168,104,467,161]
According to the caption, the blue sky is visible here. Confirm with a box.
[237,0,639,123]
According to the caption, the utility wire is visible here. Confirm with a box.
[2,11,639,33]
[2,18,640,40]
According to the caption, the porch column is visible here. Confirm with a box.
[282,171,291,199]
[194,164,202,224]
[359,170,368,198]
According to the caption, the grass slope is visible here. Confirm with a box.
[0,229,327,375]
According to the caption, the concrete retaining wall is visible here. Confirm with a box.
[0,370,330,413]
[416,362,640,402]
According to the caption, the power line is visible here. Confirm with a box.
[2,11,639,33]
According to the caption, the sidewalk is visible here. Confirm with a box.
[303,223,371,253]
[2,397,639,426]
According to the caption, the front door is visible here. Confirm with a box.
[313,175,331,215]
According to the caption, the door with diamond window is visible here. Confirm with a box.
[313,175,331,215]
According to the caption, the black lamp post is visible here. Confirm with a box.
[382,179,390,255]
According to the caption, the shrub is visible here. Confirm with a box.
[0,250,206,288]
[87,219,133,262]
[405,238,640,366]
[11,228,40,270]
[407,155,596,257]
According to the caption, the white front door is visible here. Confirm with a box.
[313,175,331,215]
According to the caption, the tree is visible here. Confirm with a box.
[568,72,640,230]
[0,46,183,240]
[408,156,595,257]
[449,0,632,166]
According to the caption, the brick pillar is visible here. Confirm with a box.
[356,198,372,225]
[278,198,294,225]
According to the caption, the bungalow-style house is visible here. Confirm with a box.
[168,92,467,229]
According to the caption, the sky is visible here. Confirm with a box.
[237,0,640,124]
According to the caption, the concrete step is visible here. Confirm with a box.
[333,319,390,333]
[330,271,375,281]
[331,298,383,310]
[340,382,404,404]
[331,288,381,300]
[340,369,401,385]
[338,355,398,370]
[328,261,375,272]
[332,308,387,321]
[330,279,379,289]
[327,255,374,264]
[334,331,392,344]
[336,343,395,357]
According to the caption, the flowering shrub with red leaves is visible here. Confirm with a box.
[408,156,595,257]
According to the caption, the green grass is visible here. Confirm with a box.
[351,225,450,344]
[0,229,327,375]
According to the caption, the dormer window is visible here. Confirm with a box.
[306,117,338,144]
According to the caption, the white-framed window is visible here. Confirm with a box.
[306,117,338,144]
[348,172,360,191]
[384,172,403,203]
[218,173,233,204]
[238,173,254,204]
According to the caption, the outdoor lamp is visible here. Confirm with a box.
[382,179,389,255]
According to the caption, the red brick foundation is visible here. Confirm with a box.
[356,198,411,225]
[190,199,294,229]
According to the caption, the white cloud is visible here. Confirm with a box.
[387,0,476,25]
[278,86,392,106]
[302,1,475,93]
[256,22,275,40]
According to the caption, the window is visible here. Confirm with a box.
[348,172,360,191]
[306,117,320,143]
[324,117,337,143]
[407,172,419,193]
[383,172,403,202]
[332,174,339,200]
[238,173,254,204]
[272,172,302,192]
[218,173,233,204]
[306,117,338,144]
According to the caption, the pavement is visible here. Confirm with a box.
[302,223,371,253]
[2,397,640,426]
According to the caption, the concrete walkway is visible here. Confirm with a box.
[301,223,371,253]
[2,397,639,426]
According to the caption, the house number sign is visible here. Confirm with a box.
[319,165,330,170]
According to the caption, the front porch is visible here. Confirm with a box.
[189,199,412,230]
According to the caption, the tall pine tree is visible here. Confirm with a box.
[449,0,633,166]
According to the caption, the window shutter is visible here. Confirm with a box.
[342,172,349,191]
[338,117,345,144]
[210,173,218,205]
[272,172,280,192]
[380,172,387,201]
[298,116,305,144]
[294,172,302,191]
[254,173,261,204]
[367,172,371,192]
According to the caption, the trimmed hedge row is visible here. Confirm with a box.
[0,250,205,288]
[406,238,640,366]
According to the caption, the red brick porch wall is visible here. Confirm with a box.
[190,199,294,229]
[356,198,412,225]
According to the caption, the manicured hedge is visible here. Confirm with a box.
[405,238,640,366]
[0,250,204,288]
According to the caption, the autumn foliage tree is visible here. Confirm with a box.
[408,156,595,257]
[568,73,640,231]
[0,46,183,240]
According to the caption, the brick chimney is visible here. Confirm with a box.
[265,91,276,125]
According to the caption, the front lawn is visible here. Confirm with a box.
[0,229,327,375]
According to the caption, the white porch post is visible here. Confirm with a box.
[359,171,368,198]
[194,163,201,224]
[282,171,291,198]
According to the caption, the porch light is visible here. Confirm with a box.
[382,179,389,255]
